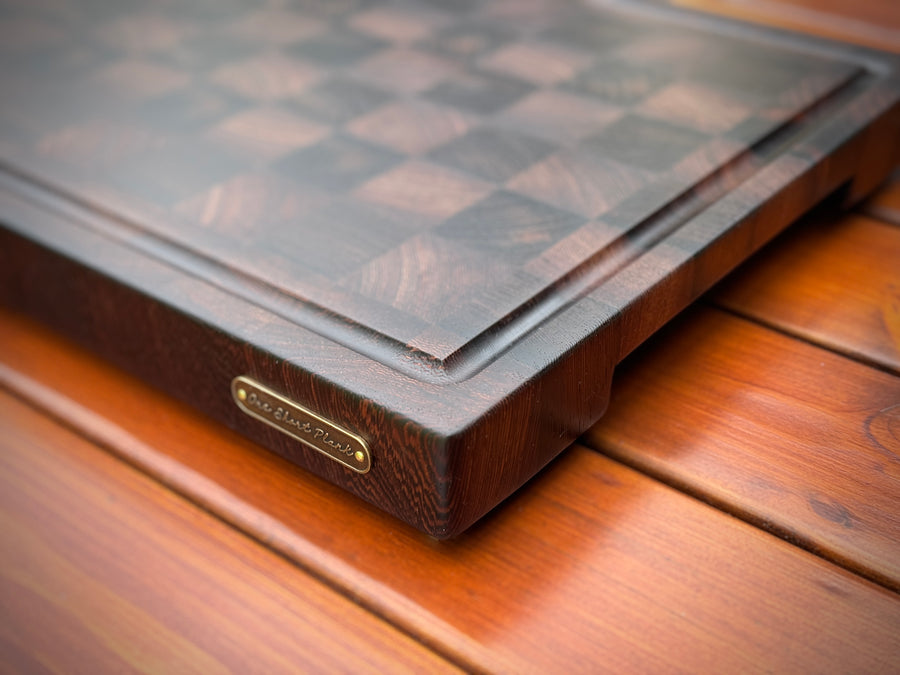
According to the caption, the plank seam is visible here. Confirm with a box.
[705,299,899,377]
[0,365,480,675]
[581,437,900,594]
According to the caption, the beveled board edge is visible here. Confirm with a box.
[1,2,899,535]
[2,0,898,385]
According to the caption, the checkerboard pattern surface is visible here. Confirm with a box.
[0,0,858,362]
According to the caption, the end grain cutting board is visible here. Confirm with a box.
[1,0,898,536]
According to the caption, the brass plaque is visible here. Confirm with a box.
[231,376,371,474]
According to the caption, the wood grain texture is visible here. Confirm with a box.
[0,393,459,674]
[674,0,900,51]
[3,1,898,671]
[3,0,871,369]
[586,307,900,591]
[2,0,899,535]
[713,212,900,372]
[1,308,899,674]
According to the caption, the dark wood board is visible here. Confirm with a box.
[863,171,900,225]
[1,0,899,536]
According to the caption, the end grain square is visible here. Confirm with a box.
[0,0,898,536]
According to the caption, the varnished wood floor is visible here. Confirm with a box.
[2,1,898,672]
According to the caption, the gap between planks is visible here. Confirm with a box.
[3,308,899,672]
[584,306,900,593]
[708,302,899,378]
[0,366,473,674]
[709,194,900,376]
[0,388,462,674]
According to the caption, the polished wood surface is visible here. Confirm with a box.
[586,307,900,590]
[714,211,900,372]
[3,0,898,536]
[676,0,900,51]
[1,0,899,671]
[2,311,899,672]
[0,389,458,674]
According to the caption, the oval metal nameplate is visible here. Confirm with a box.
[231,376,371,474]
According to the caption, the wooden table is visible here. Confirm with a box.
[2,1,898,671]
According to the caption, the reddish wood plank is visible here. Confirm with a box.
[0,390,459,673]
[1,308,898,673]
[674,0,900,51]
[713,213,900,373]
[587,307,900,590]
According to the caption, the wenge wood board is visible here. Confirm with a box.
[1,0,898,537]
